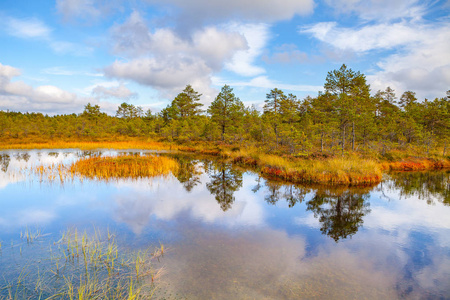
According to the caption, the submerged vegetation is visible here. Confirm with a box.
[0,228,162,299]
[0,65,448,185]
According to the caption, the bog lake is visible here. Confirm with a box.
[0,149,449,299]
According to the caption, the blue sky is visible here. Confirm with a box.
[0,0,449,115]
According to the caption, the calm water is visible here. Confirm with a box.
[0,149,449,299]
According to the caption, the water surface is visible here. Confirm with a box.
[0,150,449,299]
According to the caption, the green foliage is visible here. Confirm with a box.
[0,74,448,158]
[207,85,245,141]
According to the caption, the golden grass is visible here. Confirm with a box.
[69,155,179,180]
[251,155,382,186]
[0,140,174,150]
[32,155,179,182]
[6,139,449,186]
[381,158,450,171]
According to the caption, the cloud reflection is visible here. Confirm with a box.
[112,174,266,234]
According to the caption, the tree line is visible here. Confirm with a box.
[1,64,449,156]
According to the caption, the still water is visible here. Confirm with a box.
[0,149,449,299]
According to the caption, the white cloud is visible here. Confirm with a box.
[224,23,270,76]
[49,41,94,56]
[215,75,323,92]
[0,62,93,113]
[4,17,52,39]
[105,57,212,90]
[2,16,93,56]
[301,20,450,99]
[42,66,102,77]
[105,11,253,103]
[301,21,425,53]
[146,0,314,25]
[324,0,427,21]
[92,83,137,100]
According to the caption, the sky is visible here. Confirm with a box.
[0,0,449,115]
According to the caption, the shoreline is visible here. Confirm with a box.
[1,140,449,186]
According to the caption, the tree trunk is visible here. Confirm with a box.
[352,121,355,152]
[274,123,278,149]
[342,126,345,155]
[321,132,324,153]
[221,124,225,141]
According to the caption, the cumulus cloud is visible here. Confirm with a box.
[92,83,137,100]
[300,19,450,100]
[146,0,314,26]
[224,23,270,76]
[0,62,93,113]
[104,11,252,103]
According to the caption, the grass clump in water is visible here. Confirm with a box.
[0,228,164,299]
[69,154,179,180]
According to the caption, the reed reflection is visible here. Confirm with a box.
[0,154,10,172]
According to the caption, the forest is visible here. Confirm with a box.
[0,64,449,160]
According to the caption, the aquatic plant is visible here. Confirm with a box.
[0,228,163,299]
[69,154,179,180]
[30,154,179,183]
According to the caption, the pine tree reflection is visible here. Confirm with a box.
[306,188,371,242]
[265,181,282,205]
[263,180,310,208]
[175,156,202,192]
[386,171,450,206]
[206,161,243,211]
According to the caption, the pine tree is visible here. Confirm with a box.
[208,85,244,141]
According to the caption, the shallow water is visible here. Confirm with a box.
[0,149,449,299]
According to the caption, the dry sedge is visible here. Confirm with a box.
[69,155,179,180]
[0,140,173,151]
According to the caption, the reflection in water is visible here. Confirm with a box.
[0,154,10,172]
[306,188,371,242]
[263,180,309,208]
[0,150,450,299]
[387,171,450,205]
[174,156,202,192]
[14,152,30,162]
[264,180,282,205]
[205,161,243,211]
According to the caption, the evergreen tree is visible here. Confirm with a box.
[263,88,286,148]
[171,85,203,119]
[207,85,244,141]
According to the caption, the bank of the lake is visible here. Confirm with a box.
[1,139,449,186]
